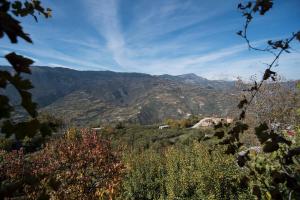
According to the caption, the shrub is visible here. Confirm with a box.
[119,142,253,199]
[0,129,125,200]
[119,149,166,200]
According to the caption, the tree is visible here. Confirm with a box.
[0,0,52,139]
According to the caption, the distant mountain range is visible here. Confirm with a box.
[3,66,238,126]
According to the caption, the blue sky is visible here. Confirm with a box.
[1,0,299,80]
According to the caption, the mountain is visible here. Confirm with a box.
[159,73,235,90]
[2,66,237,126]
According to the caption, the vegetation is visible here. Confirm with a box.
[119,142,253,200]
[0,0,53,139]
[211,1,300,199]
[0,129,124,199]
[100,124,210,150]
[165,115,202,129]
[0,0,299,199]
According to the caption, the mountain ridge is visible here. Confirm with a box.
[2,66,237,125]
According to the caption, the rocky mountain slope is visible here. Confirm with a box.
[3,66,238,126]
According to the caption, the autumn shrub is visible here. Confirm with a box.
[118,142,253,200]
[0,129,125,200]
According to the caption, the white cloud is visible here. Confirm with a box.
[0,45,111,71]
[2,0,298,81]
[86,0,131,69]
[82,0,240,74]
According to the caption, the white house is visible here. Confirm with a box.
[192,117,233,128]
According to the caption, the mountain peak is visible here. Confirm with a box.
[178,73,206,80]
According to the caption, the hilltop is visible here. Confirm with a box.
[3,66,237,125]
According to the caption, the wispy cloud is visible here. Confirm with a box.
[0,44,112,71]
[1,0,299,80]
[86,0,130,69]
[83,0,240,73]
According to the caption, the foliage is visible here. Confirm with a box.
[211,1,300,199]
[0,137,13,151]
[0,113,63,152]
[100,124,207,151]
[235,0,300,122]
[165,115,201,129]
[0,133,47,152]
[120,149,166,200]
[0,129,125,199]
[245,132,300,199]
[118,142,253,200]
[0,0,52,139]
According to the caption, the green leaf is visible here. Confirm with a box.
[253,0,273,15]
[239,110,246,120]
[11,1,22,10]
[19,90,38,117]
[39,122,53,137]
[5,52,33,74]
[237,151,249,167]
[255,123,270,143]
[263,141,279,153]
[0,70,11,88]
[0,95,13,119]
[0,11,32,43]
[263,69,276,80]
[10,74,33,90]
[1,119,40,139]
[238,98,248,109]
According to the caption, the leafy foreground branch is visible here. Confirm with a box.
[212,0,300,199]
[0,0,53,139]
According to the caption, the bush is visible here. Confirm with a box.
[119,149,166,199]
[165,116,201,129]
[0,129,125,199]
[119,142,253,200]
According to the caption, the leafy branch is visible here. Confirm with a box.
[0,0,53,139]
[238,33,298,121]
[211,0,300,198]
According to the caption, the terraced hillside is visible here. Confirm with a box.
[3,66,237,125]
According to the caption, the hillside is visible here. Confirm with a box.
[3,66,237,125]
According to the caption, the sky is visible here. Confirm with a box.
[1,0,300,80]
